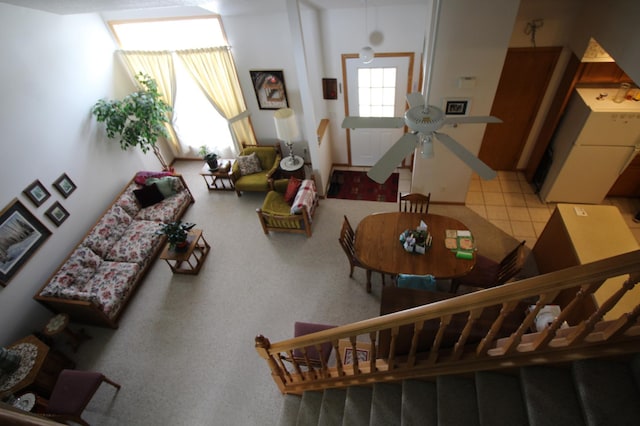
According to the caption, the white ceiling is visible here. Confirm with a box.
[0,0,427,15]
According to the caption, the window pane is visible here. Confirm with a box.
[360,105,371,117]
[359,88,371,106]
[370,88,383,106]
[358,69,370,88]
[370,68,384,87]
[382,106,395,117]
[383,68,397,87]
[382,88,395,105]
[357,66,397,118]
[370,105,383,116]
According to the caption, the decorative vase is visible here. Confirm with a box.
[0,347,21,375]
[206,158,218,170]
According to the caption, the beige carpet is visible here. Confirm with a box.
[66,161,536,425]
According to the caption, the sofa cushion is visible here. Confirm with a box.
[88,261,140,319]
[134,190,192,222]
[290,179,317,217]
[116,183,143,217]
[146,176,178,198]
[133,183,165,208]
[284,177,302,204]
[106,220,164,265]
[261,191,291,216]
[40,247,102,297]
[83,205,132,257]
[237,152,263,176]
[134,170,173,185]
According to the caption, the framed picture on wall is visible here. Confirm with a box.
[45,201,70,227]
[338,340,371,365]
[0,199,51,286]
[53,173,77,198]
[23,179,51,207]
[250,70,289,110]
[443,98,471,116]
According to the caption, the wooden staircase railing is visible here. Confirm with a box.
[255,250,640,394]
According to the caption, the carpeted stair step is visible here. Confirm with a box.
[370,382,403,426]
[296,391,324,426]
[572,358,640,426]
[520,365,585,426]
[279,394,302,426]
[318,388,347,426]
[437,375,480,426]
[342,386,373,426]
[475,371,528,426]
[401,379,437,426]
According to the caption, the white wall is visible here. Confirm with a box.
[412,0,520,203]
[0,4,157,345]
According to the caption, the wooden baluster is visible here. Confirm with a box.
[287,349,304,378]
[452,309,482,360]
[333,339,345,377]
[567,273,640,345]
[255,335,287,392]
[531,283,601,350]
[407,321,424,367]
[500,292,557,355]
[314,343,330,378]
[369,332,377,373]
[386,327,399,370]
[476,301,520,355]
[274,353,293,383]
[350,336,360,375]
[602,304,640,339]
[428,314,452,364]
[300,347,317,380]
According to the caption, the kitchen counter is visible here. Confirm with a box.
[533,204,639,321]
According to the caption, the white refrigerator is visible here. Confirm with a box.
[540,87,640,204]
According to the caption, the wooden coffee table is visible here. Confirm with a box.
[160,229,210,275]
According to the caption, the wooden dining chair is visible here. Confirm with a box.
[399,192,431,214]
[449,240,527,293]
[339,215,386,292]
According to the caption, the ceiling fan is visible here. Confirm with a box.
[341,0,502,184]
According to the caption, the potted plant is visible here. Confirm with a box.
[157,220,196,251]
[91,73,173,171]
[198,145,219,170]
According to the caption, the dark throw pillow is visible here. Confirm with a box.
[133,183,165,208]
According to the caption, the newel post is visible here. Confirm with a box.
[255,335,287,393]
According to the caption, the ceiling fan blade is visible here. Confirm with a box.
[342,116,405,129]
[367,133,418,184]
[444,115,502,125]
[406,92,425,109]
[433,131,497,180]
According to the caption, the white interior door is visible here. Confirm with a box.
[345,56,411,166]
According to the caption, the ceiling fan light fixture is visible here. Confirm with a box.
[360,46,374,64]
[420,135,434,159]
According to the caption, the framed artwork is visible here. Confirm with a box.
[23,179,51,207]
[53,173,77,198]
[0,199,51,286]
[250,70,289,110]
[45,201,69,227]
[338,340,371,365]
[322,78,338,100]
[444,98,471,116]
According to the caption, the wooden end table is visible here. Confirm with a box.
[199,159,235,191]
[160,229,210,275]
[279,156,305,180]
[42,313,91,353]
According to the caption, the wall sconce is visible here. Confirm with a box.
[274,108,301,167]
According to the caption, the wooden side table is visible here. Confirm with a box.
[279,156,305,180]
[42,313,91,353]
[159,229,210,275]
[200,160,235,191]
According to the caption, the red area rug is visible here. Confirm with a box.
[327,170,399,202]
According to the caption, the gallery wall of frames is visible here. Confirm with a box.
[0,173,76,286]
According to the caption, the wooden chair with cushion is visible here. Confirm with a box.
[36,369,120,426]
[449,240,527,293]
[399,192,431,213]
[231,143,281,196]
[339,215,387,293]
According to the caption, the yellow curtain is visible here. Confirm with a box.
[117,51,181,154]
[176,47,257,151]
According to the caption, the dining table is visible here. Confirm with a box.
[354,212,476,291]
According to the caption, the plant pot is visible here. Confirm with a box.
[173,240,189,252]
[206,158,218,170]
[0,347,21,375]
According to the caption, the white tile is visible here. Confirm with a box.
[481,179,502,193]
[511,220,536,237]
[503,192,527,207]
[484,192,506,206]
[466,191,485,205]
[467,204,487,218]
[486,205,509,221]
[528,207,551,222]
[507,206,531,221]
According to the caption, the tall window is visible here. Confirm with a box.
[357,67,397,117]
[109,16,236,157]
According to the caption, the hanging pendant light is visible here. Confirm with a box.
[360,0,374,64]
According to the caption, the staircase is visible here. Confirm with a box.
[279,354,640,426]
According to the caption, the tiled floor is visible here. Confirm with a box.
[465,171,640,248]
[334,166,640,247]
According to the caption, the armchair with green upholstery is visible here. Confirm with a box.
[231,143,282,196]
[256,177,318,237]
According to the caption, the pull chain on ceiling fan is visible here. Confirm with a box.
[342,0,502,184]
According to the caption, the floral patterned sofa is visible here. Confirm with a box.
[34,172,194,328]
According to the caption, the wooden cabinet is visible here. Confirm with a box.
[577,62,633,84]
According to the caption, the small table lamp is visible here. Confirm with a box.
[274,108,301,167]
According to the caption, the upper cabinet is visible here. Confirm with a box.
[577,62,634,84]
